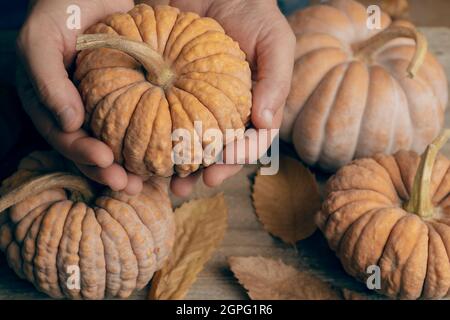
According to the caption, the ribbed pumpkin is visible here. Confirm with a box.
[282,0,448,172]
[317,130,450,299]
[0,151,175,299]
[75,4,252,178]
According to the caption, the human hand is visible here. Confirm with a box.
[16,0,144,195]
[167,0,296,196]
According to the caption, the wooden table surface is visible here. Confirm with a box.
[0,27,449,300]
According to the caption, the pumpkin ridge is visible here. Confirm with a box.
[79,207,106,299]
[382,59,442,151]
[337,207,381,273]
[128,8,150,49]
[164,13,201,59]
[343,160,400,204]
[285,47,348,140]
[176,76,243,127]
[394,151,419,196]
[171,85,220,130]
[380,215,426,299]
[182,72,251,123]
[289,5,354,42]
[169,86,219,152]
[182,70,251,90]
[328,175,400,203]
[119,84,158,168]
[324,189,394,213]
[294,33,346,60]
[129,4,158,50]
[399,223,429,299]
[429,156,450,204]
[154,5,180,55]
[15,202,52,244]
[388,68,412,154]
[101,82,151,163]
[103,13,143,42]
[95,208,127,298]
[90,83,135,137]
[428,221,450,297]
[319,61,370,167]
[123,86,162,176]
[22,212,44,284]
[363,208,406,279]
[435,167,450,205]
[166,18,225,63]
[375,154,410,200]
[33,200,72,298]
[352,62,372,158]
[167,89,202,176]
[174,78,239,131]
[303,61,349,165]
[327,1,359,42]
[295,46,348,64]
[95,197,155,290]
[422,223,450,299]
[114,195,159,269]
[180,53,250,80]
[56,201,86,299]
[326,201,390,251]
[80,67,145,113]
[143,95,173,176]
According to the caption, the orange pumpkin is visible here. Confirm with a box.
[282,0,447,172]
[317,130,450,299]
[0,151,175,299]
[75,4,252,178]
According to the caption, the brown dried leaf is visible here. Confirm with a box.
[252,156,320,244]
[149,193,228,300]
[229,256,341,300]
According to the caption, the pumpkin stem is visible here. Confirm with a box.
[76,34,175,89]
[0,173,95,215]
[353,26,427,78]
[404,130,450,218]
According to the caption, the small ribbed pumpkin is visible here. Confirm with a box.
[0,151,175,299]
[282,0,448,172]
[74,4,252,178]
[317,130,450,299]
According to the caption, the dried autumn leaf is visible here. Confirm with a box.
[252,156,320,244]
[229,256,341,300]
[149,193,228,300]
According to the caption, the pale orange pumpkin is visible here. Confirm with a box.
[282,0,448,172]
[75,4,252,178]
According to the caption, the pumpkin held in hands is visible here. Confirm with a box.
[317,130,450,299]
[75,4,252,178]
[0,151,175,299]
[283,0,448,172]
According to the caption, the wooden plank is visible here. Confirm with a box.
[0,27,449,300]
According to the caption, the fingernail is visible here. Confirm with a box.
[261,109,273,128]
[57,107,75,130]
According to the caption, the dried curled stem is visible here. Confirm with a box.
[76,34,176,88]
[354,26,428,78]
[404,130,450,218]
[0,173,95,215]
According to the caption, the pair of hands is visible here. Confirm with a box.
[16,0,296,197]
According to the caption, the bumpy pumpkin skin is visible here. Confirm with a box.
[75,4,252,178]
[317,150,450,299]
[283,0,448,172]
[0,151,175,299]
